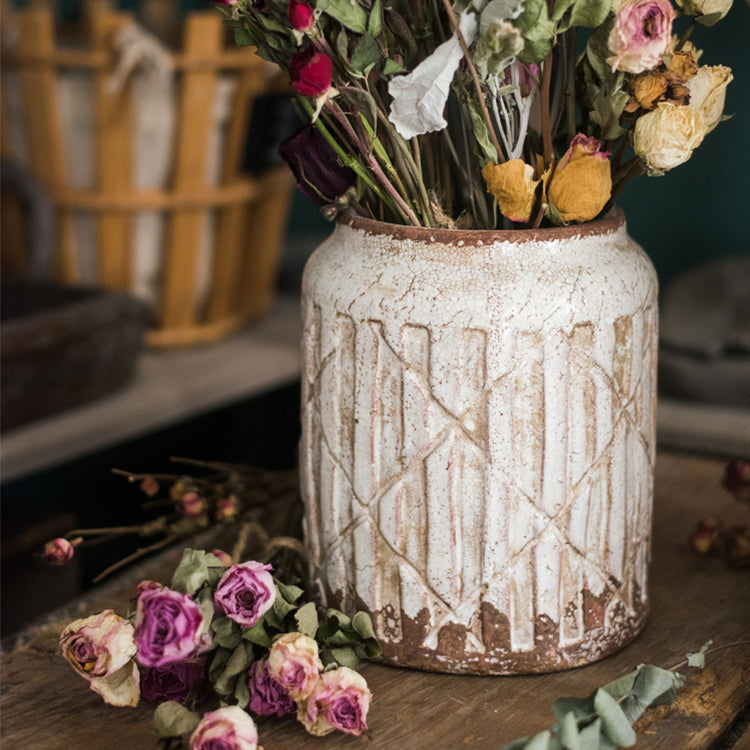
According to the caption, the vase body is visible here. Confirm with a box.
[300,210,658,674]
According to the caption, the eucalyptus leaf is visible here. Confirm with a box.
[553,695,595,721]
[153,701,200,738]
[295,601,320,638]
[686,641,712,669]
[601,668,639,701]
[577,718,602,750]
[526,730,552,750]
[498,739,532,750]
[560,710,581,750]
[330,646,360,669]
[593,689,636,747]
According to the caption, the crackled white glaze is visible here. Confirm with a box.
[300,211,658,674]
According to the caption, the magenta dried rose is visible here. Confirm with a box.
[140,658,206,704]
[43,537,75,565]
[607,0,674,74]
[288,0,315,31]
[267,632,322,700]
[60,610,140,706]
[190,706,259,750]
[298,666,371,737]
[289,48,333,97]
[134,587,206,668]
[247,658,295,717]
[213,560,275,628]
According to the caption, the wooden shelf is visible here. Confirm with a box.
[0,294,303,483]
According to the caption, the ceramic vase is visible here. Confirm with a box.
[300,209,658,674]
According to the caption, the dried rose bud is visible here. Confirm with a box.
[140,476,159,497]
[696,517,721,534]
[179,492,205,517]
[689,529,716,555]
[136,580,164,597]
[725,526,750,566]
[211,549,233,566]
[169,480,189,502]
[43,537,75,565]
[720,460,750,505]
[216,496,239,521]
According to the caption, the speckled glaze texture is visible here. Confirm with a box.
[300,210,658,674]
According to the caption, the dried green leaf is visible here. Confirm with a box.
[368,0,383,36]
[352,611,377,640]
[577,718,602,750]
[330,646,360,669]
[553,695,595,721]
[234,673,251,709]
[208,646,232,683]
[224,642,254,678]
[275,579,304,605]
[212,616,242,650]
[295,601,319,638]
[350,33,381,76]
[171,549,225,596]
[326,609,351,628]
[153,702,200,739]
[318,0,368,33]
[242,619,272,648]
[272,588,298,622]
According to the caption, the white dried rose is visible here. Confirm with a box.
[633,102,707,173]
[686,65,733,131]
[675,0,733,24]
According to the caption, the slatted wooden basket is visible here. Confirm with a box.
[1,5,295,348]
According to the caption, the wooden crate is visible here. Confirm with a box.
[1,5,295,348]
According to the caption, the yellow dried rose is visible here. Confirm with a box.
[546,134,612,224]
[633,102,707,172]
[628,70,669,110]
[482,159,540,223]
[686,64,733,131]
[665,50,699,83]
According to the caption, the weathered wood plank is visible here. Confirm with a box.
[2,452,748,749]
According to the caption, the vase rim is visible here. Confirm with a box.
[338,207,626,245]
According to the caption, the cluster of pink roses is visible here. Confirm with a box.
[60,552,373,748]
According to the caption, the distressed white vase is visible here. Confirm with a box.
[300,209,658,674]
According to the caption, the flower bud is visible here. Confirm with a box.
[289,48,333,97]
[139,477,159,497]
[216,495,240,521]
[721,460,750,505]
[44,537,75,565]
[210,549,234,566]
[179,492,205,517]
[288,0,315,31]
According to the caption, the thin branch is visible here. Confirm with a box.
[91,535,178,583]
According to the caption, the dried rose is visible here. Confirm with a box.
[289,48,333,97]
[675,0,733,24]
[688,518,721,555]
[134,587,207,668]
[546,134,612,224]
[60,610,140,707]
[665,50,699,83]
[136,579,164,596]
[179,491,205,517]
[267,632,323,700]
[725,527,750,567]
[44,537,75,565]
[214,561,275,628]
[247,658,295,717]
[628,69,670,110]
[139,476,159,496]
[216,496,239,521]
[210,549,234,566]
[720,460,750,504]
[686,64,733,132]
[140,658,206,704]
[607,0,674,74]
[288,0,315,31]
[633,102,707,172]
[298,666,371,737]
[278,125,356,205]
[482,159,540,223]
[189,706,259,750]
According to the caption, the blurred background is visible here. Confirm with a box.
[1,0,748,639]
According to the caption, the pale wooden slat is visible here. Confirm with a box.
[15,7,80,280]
[205,64,268,324]
[159,11,222,333]
[91,7,134,291]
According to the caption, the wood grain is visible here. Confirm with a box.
[2,452,748,749]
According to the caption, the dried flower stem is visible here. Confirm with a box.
[440,0,506,163]
[91,535,178,583]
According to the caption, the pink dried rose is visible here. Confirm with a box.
[216,495,240,521]
[607,0,674,74]
[135,579,164,596]
[134,587,207,668]
[210,549,234,566]
[213,560,275,628]
[190,706,259,750]
[179,491,206,517]
[43,537,75,565]
[721,460,750,504]
[267,632,323,700]
[60,610,140,707]
[247,657,295,716]
[288,0,315,31]
[298,666,371,737]
[139,476,159,496]
[289,48,333,97]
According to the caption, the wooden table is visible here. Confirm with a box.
[2,452,749,749]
